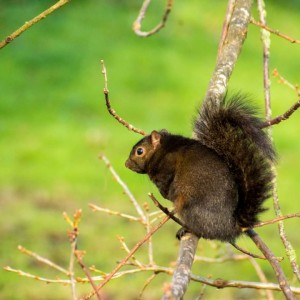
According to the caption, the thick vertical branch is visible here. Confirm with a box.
[162,233,199,300]
[203,0,253,110]
[171,0,254,297]
[174,1,254,298]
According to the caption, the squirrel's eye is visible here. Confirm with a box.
[136,147,144,156]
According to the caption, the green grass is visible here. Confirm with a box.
[1,1,300,299]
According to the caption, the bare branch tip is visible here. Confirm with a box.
[98,154,104,160]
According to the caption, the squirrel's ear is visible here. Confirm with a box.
[160,129,169,134]
[150,130,161,148]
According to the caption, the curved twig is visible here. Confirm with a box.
[100,60,146,136]
[133,0,173,37]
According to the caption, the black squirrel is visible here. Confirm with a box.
[125,94,275,242]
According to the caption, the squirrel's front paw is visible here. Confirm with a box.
[176,227,190,240]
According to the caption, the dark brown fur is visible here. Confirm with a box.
[125,95,275,242]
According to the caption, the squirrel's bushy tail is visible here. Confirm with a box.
[194,94,275,228]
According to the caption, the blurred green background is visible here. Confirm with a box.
[1,1,300,299]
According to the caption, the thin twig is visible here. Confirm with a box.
[0,0,70,49]
[260,69,300,128]
[68,230,78,300]
[248,257,274,300]
[149,212,166,224]
[148,193,180,225]
[272,69,300,95]
[64,210,83,300]
[89,266,171,281]
[254,212,300,228]
[17,245,69,275]
[261,69,300,128]
[257,0,300,283]
[81,214,171,300]
[229,242,268,260]
[144,203,155,266]
[271,168,300,281]
[100,154,146,222]
[117,236,144,268]
[247,229,296,300]
[250,18,300,45]
[3,267,72,284]
[195,282,208,300]
[260,99,300,128]
[138,273,158,300]
[65,210,101,299]
[100,60,146,136]
[75,250,102,300]
[195,254,249,263]
[5,265,300,294]
[133,0,173,37]
[89,203,142,222]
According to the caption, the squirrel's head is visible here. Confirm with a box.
[125,130,168,174]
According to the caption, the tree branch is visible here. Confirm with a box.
[81,214,171,300]
[133,0,173,37]
[260,99,300,128]
[0,0,70,49]
[246,229,296,300]
[172,1,254,297]
[254,211,300,228]
[202,0,253,111]
[217,0,236,57]
[272,69,300,96]
[100,60,146,136]
[100,154,146,222]
[162,233,199,300]
[6,264,300,294]
[250,18,300,45]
